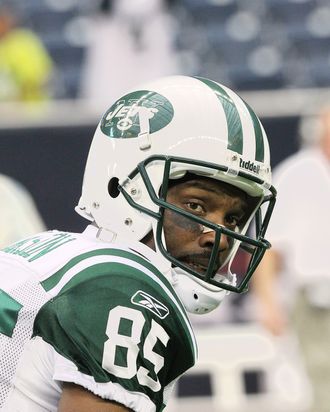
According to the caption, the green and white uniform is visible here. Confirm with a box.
[0,225,197,411]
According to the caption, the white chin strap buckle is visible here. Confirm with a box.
[172,269,232,315]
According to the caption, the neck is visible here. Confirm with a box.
[141,231,155,251]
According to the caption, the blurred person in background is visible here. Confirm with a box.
[0,4,53,102]
[81,0,181,106]
[0,173,46,247]
[252,105,330,412]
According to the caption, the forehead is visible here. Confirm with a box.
[168,176,247,201]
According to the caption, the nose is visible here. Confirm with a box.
[199,225,230,252]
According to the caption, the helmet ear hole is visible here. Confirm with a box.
[108,177,120,198]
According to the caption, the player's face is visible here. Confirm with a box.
[163,177,253,274]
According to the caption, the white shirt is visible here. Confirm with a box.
[0,174,46,248]
[81,0,181,107]
[267,147,330,287]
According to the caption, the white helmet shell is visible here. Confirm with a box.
[77,75,271,241]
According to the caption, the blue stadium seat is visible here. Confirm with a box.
[28,9,76,34]
[266,0,317,25]
[181,0,238,25]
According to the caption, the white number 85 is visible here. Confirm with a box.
[102,306,170,392]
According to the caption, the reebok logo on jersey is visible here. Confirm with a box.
[131,291,169,319]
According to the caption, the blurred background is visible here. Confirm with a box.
[1,0,330,233]
[1,0,330,411]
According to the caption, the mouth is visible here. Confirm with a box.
[179,255,220,275]
[185,262,208,274]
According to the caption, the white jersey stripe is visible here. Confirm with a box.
[47,254,197,362]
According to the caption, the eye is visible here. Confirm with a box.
[225,214,243,229]
[185,202,205,214]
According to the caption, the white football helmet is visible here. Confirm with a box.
[76,75,276,314]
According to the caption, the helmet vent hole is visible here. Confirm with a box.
[108,177,120,198]
[193,293,198,300]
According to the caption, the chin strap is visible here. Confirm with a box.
[171,268,236,314]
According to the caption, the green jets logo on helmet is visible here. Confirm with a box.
[101,90,174,138]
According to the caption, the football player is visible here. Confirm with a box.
[0,75,276,411]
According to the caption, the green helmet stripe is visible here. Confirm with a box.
[196,77,243,155]
[244,101,265,162]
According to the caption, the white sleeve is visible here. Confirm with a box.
[3,337,61,412]
[0,175,46,248]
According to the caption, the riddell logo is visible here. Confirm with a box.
[239,158,260,174]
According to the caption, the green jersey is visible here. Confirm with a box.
[0,225,197,411]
